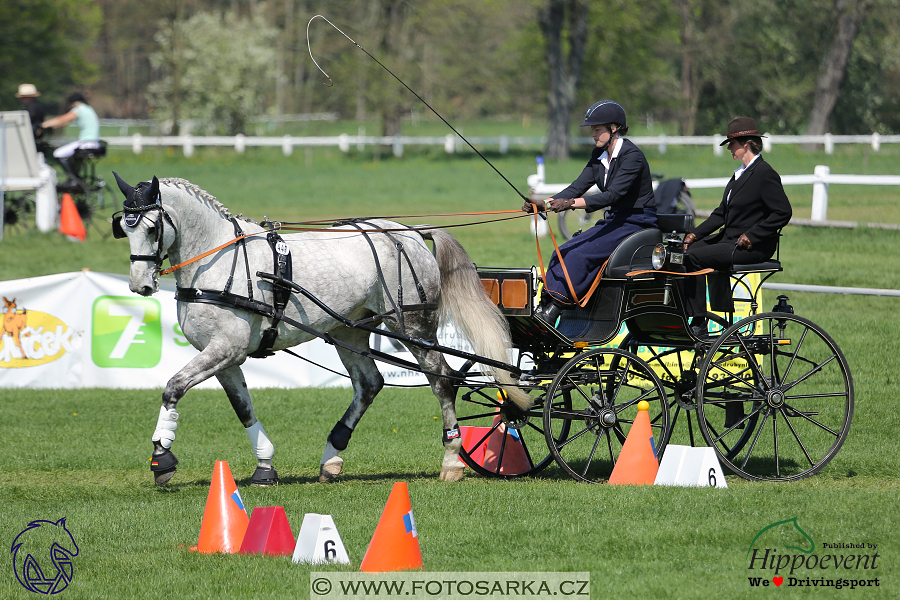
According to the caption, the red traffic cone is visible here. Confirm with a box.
[359,482,423,572]
[482,413,531,475]
[58,193,86,242]
[608,401,660,485]
[239,506,295,556]
[191,461,250,553]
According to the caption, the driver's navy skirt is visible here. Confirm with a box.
[545,211,657,304]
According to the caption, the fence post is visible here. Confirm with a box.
[392,134,403,157]
[235,134,245,153]
[444,133,455,154]
[183,135,194,158]
[811,165,830,221]
[824,133,833,155]
[500,135,509,154]
[339,133,349,153]
[357,126,366,151]
[872,132,880,152]
[132,133,142,154]
[657,133,667,154]
[282,135,293,156]
[714,135,723,156]
[762,133,772,153]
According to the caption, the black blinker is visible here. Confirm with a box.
[112,215,126,239]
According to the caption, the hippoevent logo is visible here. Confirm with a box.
[92,296,162,368]
[746,517,880,590]
[0,297,80,368]
[11,518,79,594]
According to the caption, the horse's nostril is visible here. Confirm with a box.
[140,286,154,296]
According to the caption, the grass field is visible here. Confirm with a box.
[1,140,899,598]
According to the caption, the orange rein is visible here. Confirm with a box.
[159,209,525,276]
[528,203,607,308]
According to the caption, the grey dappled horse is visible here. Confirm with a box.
[113,174,528,485]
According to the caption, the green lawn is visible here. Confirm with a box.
[1,143,898,599]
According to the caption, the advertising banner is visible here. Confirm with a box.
[1,271,468,389]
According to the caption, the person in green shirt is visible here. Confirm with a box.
[42,92,101,184]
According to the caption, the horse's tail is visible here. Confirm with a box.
[423,228,531,410]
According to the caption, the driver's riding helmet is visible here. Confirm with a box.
[580,100,626,129]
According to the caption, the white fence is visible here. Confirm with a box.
[91,131,900,158]
[527,160,900,226]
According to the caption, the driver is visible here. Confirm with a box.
[522,100,657,324]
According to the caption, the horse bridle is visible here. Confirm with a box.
[112,202,178,272]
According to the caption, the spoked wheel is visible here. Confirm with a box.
[619,313,757,459]
[697,313,854,481]
[544,348,669,483]
[456,362,561,478]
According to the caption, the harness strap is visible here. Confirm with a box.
[250,230,294,358]
[342,220,406,334]
[175,285,520,377]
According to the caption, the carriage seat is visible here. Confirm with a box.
[603,213,693,279]
[604,228,662,278]
[656,213,694,233]
[727,260,782,274]
[73,140,107,160]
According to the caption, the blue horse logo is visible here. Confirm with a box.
[11,518,79,594]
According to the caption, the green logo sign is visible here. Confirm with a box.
[92,296,162,368]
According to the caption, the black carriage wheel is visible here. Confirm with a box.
[618,313,758,459]
[456,363,561,478]
[696,313,853,482]
[544,348,669,483]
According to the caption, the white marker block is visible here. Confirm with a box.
[654,445,728,488]
[292,514,351,564]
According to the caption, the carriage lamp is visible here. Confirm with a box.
[652,233,685,270]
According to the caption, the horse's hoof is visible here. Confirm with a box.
[251,466,279,486]
[150,449,178,485]
[154,468,177,486]
[440,466,465,482]
[319,457,344,482]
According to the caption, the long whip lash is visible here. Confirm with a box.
[307,15,530,203]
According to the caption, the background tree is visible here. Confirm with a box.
[538,0,588,161]
[804,0,873,138]
[0,0,101,113]
[146,8,278,135]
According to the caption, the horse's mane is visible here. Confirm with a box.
[159,177,256,223]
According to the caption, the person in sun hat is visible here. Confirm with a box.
[521,100,657,325]
[15,84,47,143]
[41,91,101,183]
[681,117,792,334]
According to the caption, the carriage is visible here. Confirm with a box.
[458,212,853,483]
[113,175,853,486]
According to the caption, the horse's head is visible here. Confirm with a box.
[112,172,177,296]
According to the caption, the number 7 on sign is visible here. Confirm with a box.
[107,303,147,359]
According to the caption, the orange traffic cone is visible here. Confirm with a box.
[58,193,86,242]
[191,461,250,553]
[359,482,423,572]
[608,401,659,485]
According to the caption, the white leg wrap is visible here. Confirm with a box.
[245,421,274,461]
[321,443,340,465]
[151,406,178,449]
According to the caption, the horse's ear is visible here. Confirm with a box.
[113,171,134,201]
[149,176,160,203]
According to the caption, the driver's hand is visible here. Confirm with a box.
[736,233,752,249]
[547,197,575,212]
[683,232,697,251]
[522,199,546,214]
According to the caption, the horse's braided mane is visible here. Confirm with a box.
[159,177,256,224]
